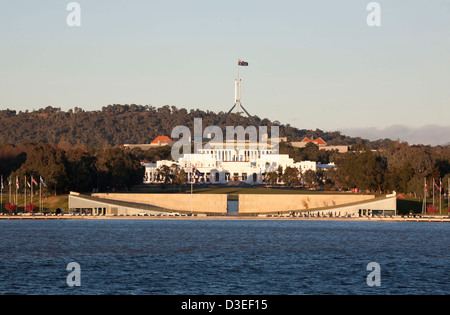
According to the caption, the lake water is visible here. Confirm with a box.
[0,219,448,295]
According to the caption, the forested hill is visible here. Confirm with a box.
[0,105,392,148]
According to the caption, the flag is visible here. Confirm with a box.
[1,175,3,190]
[27,181,31,188]
[238,59,248,66]
[192,166,203,176]
[40,176,47,187]
[32,176,38,186]
[8,176,12,187]
[16,176,19,189]
[434,180,441,191]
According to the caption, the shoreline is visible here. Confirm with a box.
[1,214,449,223]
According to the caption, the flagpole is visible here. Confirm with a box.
[433,178,435,208]
[423,178,426,214]
[439,178,442,215]
[15,176,18,209]
[236,60,240,113]
[448,178,450,216]
[1,175,3,214]
[24,175,26,212]
[40,180,42,213]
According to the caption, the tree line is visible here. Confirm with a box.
[0,105,393,149]
[277,140,450,198]
[0,143,159,194]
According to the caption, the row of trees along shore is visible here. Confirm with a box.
[280,141,449,198]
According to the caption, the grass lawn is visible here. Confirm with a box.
[0,195,68,213]
[397,197,449,215]
[192,187,342,195]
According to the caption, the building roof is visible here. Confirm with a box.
[300,137,327,146]
[151,136,172,144]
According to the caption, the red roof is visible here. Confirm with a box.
[301,137,327,146]
[151,136,172,144]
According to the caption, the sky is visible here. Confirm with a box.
[0,1,449,145]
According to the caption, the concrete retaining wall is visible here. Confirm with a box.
[299,197,397,217]
[93,193,227,214]
[69,194,166,216]
[238,194,375,214]
[90,192,394,216]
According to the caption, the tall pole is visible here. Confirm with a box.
[439,178,442,215]
[1,175,3,213]
[39,180,42,213]
[31,175,33,206]
[15,176,18,207]
[24,175,26,212]
[422,177,426,214]
[235,62,241,114]
[433,178,435,208]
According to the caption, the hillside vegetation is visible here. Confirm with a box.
[0,105,392,148]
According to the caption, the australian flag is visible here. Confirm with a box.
[238,59,248,66]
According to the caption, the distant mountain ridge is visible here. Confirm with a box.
[0,105,396,148]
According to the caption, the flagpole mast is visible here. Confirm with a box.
[236,60,241,114]
[40,180,42,213]
[439,178,442,215]
[433,178,435,208]
[1,175,3,213]
[15,176,18,208]
[423,178,426,214]
[24,175,26,212]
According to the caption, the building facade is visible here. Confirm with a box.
[142,140,333,185]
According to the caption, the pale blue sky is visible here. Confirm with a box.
[0,1,449,144]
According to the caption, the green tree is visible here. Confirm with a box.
[66,148,97,193]
[156,165,171,185]
[16,143,69,194]
[303,170,317,186]
[282,166,299,187]
[302,142,320,161]
[95,147,143,190]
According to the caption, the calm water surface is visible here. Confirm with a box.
[0,219,448,295]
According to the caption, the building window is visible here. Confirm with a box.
[242,173,247,181]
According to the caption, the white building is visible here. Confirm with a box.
[142,140,333,185]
